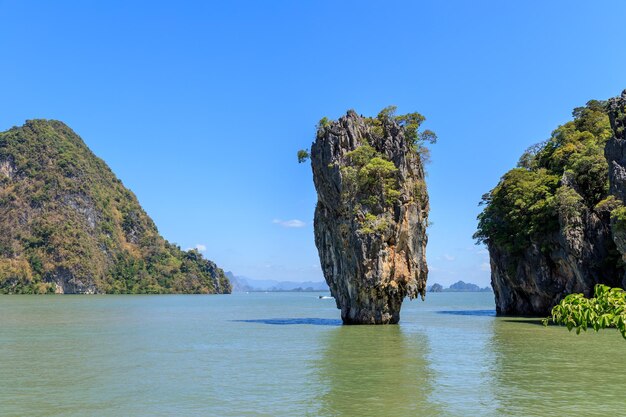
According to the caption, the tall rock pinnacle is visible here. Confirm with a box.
[309,108,431,324]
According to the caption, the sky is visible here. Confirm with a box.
[1,1,626,286]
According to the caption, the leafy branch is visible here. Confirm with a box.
[543,284,626,339]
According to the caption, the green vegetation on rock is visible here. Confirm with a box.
[299,106,435,237]
[475,100,613,254]
[0,120,231,294]
[544,284,626,339]
[342,145,400,212]
[611,205,626,233]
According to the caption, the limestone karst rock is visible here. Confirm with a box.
[606,90,626,286]
[477,95,626,315]
[0,120,231,294]
[310,109,430,324]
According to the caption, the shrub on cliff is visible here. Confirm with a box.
[342,146,400,211]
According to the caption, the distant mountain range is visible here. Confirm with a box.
[225,273,490,294]
[225,272,329,292]
[427,281,492,293]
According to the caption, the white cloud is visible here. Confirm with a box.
[480,262,490,271]
[186,244,207,252]
[272,219,306,228]
[443,254,455,261]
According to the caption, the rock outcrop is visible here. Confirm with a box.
[606,90,626,283]
[310,109,430,324]
[0,120,231,294]
[487,206,620,315]
[478,95,626,315]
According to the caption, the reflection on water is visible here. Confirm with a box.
[417,305,500,416]
[437,310,496,317]
[314,325,442,416]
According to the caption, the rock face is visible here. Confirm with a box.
[310,110,429,324]
[606,90,626,282]
[488,206,620,315]
[479,95,626,315]
[0,120,231,294]
[606,91,626,201]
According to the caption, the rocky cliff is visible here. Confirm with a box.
[606,90,626,282]
[476,97,625,315]
[309,108,431,324]
[0,120,231,294]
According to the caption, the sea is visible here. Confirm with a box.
[1,292,625,416]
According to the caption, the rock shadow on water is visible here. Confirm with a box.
[437,309,496,317]
[232,318,342,326]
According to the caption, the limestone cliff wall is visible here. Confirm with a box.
[606,90,626,281]
[485,93,626,315]
[489,197,620,315]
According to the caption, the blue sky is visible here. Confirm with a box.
[1,1,626,286]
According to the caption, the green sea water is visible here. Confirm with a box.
[1,292,625,416]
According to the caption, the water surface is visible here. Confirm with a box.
[1,292,624,416]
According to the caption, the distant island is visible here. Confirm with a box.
[226,272,329,292]
[427,281,492,293]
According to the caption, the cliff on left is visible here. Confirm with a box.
[0,120,231,294]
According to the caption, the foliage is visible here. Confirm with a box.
[297,149,310,163]
[298,107,433,235]
[346,145,377,167]
[343,145,400,212]
[300,106,435,169]
[412,179,428,210]
[377,105,398,121]
[0,120,231,294]
[317,117,331,129]
[374,106,437,149]
[611,206,626,233]
[556,184,583,229]
[358,157,400,206]
[543,284,626,339]
[475,168,559,253]
[595,195,622,213]
[475,100,612,253]
[358,212,390,235]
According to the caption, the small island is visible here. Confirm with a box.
[300,107,435,324]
